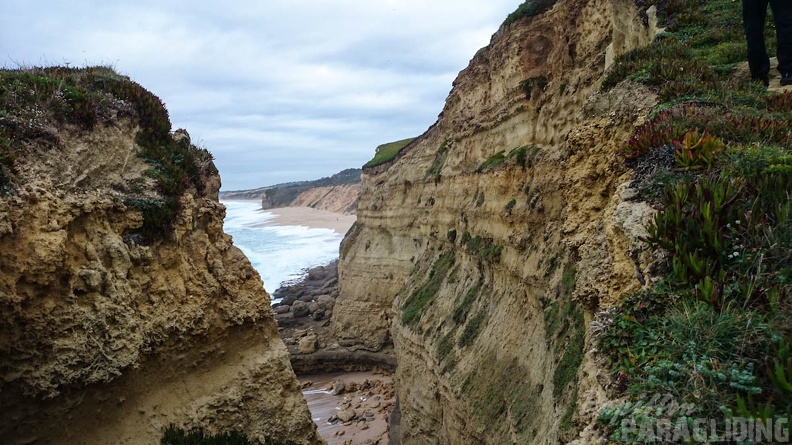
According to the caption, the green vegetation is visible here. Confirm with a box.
[161,426,295,445]
[552,312,585,398]
[460,232,503,263]
[453,283,482,324]
[503,0,558,27]
[362,137,416,169]
[504,198,517,213]
[256,168,362,207]
[437,329,456,361]
[598,0,792,439]
[426,140,450,179]
[461,355,542,441]
[402,250,456,327]
[0,129,16,194]
[477,145,540,172]
[0,66,216,242]
[561,263,576,295]
[478,150,506,171]
[458,310,487,348]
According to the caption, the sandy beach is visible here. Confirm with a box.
[300,371,394,445]
[267,206,356,235]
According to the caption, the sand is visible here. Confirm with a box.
[267,207,356,235]
[300,371,394,445]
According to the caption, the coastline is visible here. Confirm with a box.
[267,206,356,235]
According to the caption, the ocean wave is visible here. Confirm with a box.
[222,200,342,298]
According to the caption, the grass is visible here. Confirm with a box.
[0,66,217,242]
[503,0,558,27]
[402,250,456,327]
[362,137,416,169]
[596,0,792,436]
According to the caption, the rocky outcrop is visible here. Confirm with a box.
[0,71,321,444]
[333,0,659,443]
[272,261,396,374]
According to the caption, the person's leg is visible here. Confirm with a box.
[743,0,771,83]
[769,0,792,79]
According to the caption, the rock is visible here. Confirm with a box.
[298,295,315,303]
[337,408,356,422]
[312,309,325,321]
[291,300,310,318]
[317,295,335,310]
[332,381,346,395]
[307,302,320,314]
[273,305,290,314]
[298,333,317,354]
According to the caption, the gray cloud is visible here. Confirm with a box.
[1,0,519,190]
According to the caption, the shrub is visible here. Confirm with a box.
[601,0,792,437]
[503,0,558,27]
[160,426,296,445]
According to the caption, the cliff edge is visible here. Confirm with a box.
[333,0,660,442]
[0,67,322,444]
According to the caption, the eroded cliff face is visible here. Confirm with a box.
[289,183,360,215]
[335,0,659,442]
[0,82,321,444]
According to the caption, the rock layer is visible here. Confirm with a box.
[334,0,659,443]
[0,99,321,443]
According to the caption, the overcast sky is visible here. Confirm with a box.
[1,0,520,190]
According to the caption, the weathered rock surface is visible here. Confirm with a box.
[0,97,321,443]
[274,261,396,374]
[333,0,660,443]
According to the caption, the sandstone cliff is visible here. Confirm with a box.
[288,183,360,215]
[0,68,322,444]
[333,0,661,443]
[221,168,361,215]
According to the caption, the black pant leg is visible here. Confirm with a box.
[743,0,771,80]
[770,0,792,75]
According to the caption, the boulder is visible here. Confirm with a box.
[273,305,290,314]
[291,300,310,318]
[298,333,317,354]
[312,310,325,321]
[317,295,335,311]
[336,408,356,422]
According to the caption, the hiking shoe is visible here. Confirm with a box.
[782,74,792,86]
[753,76,770,87]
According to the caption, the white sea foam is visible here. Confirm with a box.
[221,200,342,300]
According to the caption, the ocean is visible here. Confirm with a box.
[221,200,344,297]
